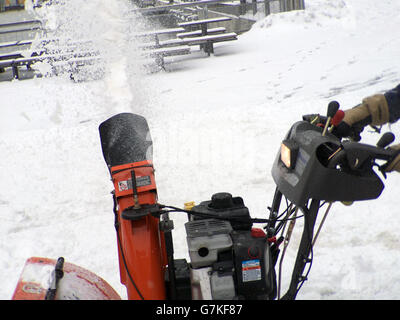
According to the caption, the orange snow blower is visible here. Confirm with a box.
[12,100,400,301]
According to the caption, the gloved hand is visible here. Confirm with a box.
[333,94,390,141]
[385,143,400,172]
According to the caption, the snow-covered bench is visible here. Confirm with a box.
[140,45,191,69]
[135,28,195,68]
[140,32,237,55]
[159,32,238,55]
[176,17,236,54]
[0,51,100,79]
[137,20,236,55]
[0,56,41,79]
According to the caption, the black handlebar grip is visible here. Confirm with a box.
[377,132,395,148]
[327,101,340,118]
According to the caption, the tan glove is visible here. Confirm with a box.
[333,94,391,141]
[385,143,400,172]
[343,94,390,127]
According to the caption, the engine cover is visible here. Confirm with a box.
[185,193,275,300]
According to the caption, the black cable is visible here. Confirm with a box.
[112,193,144,300]
[294,205,315,295]
[115,226,145,300]
[160,205,303,224]
[274,201,297,235]
[319,201,328,208]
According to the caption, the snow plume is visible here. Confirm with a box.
[27,0,144,88]
[27,0,151,109]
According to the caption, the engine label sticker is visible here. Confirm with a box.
[118,176,152,191]
[242,259,261,282]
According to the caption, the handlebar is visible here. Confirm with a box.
[303,110,399,177]
[327,141,398,173]
[273,104,399,300]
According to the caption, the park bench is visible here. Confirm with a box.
[0,50,100,79]
[135,27,194,68]
[140,45,191,69]
[158,32,237,55]
[0,55,42,79]
[176,16,236,54]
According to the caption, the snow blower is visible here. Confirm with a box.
[11,102,400,300]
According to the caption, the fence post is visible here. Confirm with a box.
[264,0,270,16]
[252,0,257,15]
[240,0,246,15]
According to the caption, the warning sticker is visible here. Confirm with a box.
[242,259,261,282]
[118,176,152,192]
[118,180,129,191]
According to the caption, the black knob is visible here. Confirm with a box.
[327,101,340,118]
[211,192,234,209]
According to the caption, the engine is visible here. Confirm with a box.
[180,192,276,300]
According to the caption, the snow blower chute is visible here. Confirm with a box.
[99,113,168,300]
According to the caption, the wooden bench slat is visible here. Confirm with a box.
[0,52,24,60]
[139,45,191,69]
[160,32,237,47]
[0,40,33,49]
[133,27,186,37]
[177,27,226,38]
[0,57,35,68]
[0,20,42,28]
[156,38,186,47]
[178,16,231,27]
[143,45,191,58]
[147,45,191,53]
[0,26,42,35]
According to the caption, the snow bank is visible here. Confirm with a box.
[256,0,355,30]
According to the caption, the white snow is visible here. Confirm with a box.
[1,0,400,300]
[20,262,53,290]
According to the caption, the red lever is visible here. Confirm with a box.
[251,228,266,238]
[331,109,345,127]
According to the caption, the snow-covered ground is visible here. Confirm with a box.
[1,0,400,300]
